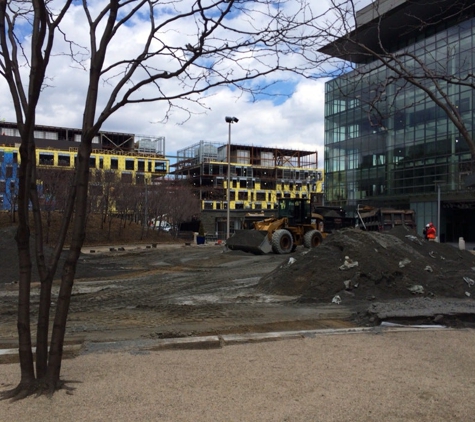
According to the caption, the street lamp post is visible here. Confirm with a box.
[434,180,443,243]
[225,116,239,240]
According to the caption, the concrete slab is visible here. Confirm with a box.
[221,332,303,345]
[0,343,83,365]
[368,298,475,320]
[146,335,222,351]
[0,326,452,364]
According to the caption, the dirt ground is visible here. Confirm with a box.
[0,238,357,344]
[2,218,475,346]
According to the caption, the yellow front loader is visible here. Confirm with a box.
[226,198,326,254]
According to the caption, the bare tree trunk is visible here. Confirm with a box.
[33,173,76,379]
[45,143,90,387]
[14,127,37,393]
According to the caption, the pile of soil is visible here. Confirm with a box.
[258,226,475,305]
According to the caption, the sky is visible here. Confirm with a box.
[0,0,367,167]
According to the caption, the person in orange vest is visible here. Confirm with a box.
[423,224,429,240]
[426,222,436,241]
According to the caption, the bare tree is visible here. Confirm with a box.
[0,0,74,400]
[147,182,170,230]
[36,168,71,244]
[0,0,324,398]
[87,169,105,216]
[114,179,137,236]
[167,181,201,236]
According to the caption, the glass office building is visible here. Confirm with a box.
[321,0,475,242]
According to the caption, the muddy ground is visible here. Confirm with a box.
[1,225,475,345]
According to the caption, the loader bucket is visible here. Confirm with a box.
[226,230,273,255]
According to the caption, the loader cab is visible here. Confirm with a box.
[277,198,311,226]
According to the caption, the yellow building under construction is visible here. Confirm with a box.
[172,141,323,239]
[0,122,168,211]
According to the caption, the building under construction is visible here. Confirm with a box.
[0,122,168,212]
[172,141,323,240]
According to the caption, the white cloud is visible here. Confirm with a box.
[0,0,331,168]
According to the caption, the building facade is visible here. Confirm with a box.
[0,145,18,212]
[320,0,475,242]
[173,141,323,239]
[0,122,168,212]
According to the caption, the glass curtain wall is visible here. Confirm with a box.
[324,15,475,207]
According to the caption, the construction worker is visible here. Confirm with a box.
[426,222,437,241]
[423,224,429,240]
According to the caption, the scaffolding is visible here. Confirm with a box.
[174,141,318,171]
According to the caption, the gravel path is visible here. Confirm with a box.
[2,329,475,421]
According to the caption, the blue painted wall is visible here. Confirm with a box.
[0,149,19,211]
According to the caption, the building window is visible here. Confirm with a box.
[34,130,58,140]
[204,202,213,210]
[138,160,145,172]
[89,156,96,168]
[39,153,54,165]
[111,158,118,170]
[99,158,104,169]
[125,159,134,170]
[58,154,71,167]
[1,128,19,137]
[261,181,276,190]
[238,191,248,201]
[0,180,5,192]
[6,165,13,178]
[348,124,359,138]
[256,192,266,201]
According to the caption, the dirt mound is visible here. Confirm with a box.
[258,226,475,304]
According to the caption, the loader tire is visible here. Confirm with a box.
[304,230,323,248]
[271,229,294,254]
